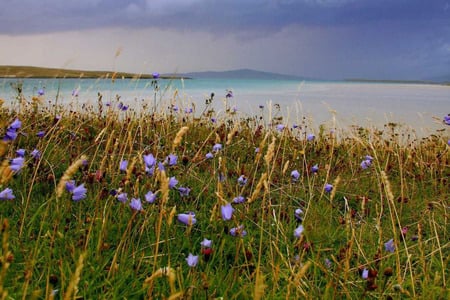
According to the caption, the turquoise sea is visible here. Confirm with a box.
[1,77,449,134]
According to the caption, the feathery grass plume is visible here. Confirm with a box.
[215,132,221,144]
[144,267,177,296]
[291,261,312,297]
[253,270,267,300]
[167,206,177,226]
[329,176,340,203]
[264,136,276,167]
[226,124,239,145]
[56,155,87,197]
[248,172,267,204]
[0,159,13,185]
[124,157,137,186]
[172,126,189,152]
[63,252,86,300]
[380,171,394,203]
[282,160,290,175]
[99,130,115,172]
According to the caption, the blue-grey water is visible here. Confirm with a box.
[1,77,449,134]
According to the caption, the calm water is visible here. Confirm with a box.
[1,77,449,134]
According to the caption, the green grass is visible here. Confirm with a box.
[0,87,448,299]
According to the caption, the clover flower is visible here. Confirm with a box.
[384,238,395,253]
[145,191,157,203]
[324,183,333,193]
[291,170,300,181]
[205,152,214,159]
[116,192,128,203]
[200,238,212,248]
[177,212,196,226]
[72,184,87,201]
[229,225,247,237]
[119,160,128,172]
[311,164,319,173]
[232,195,245,204]
[178,187,191,197]
[10,157,24,172]
[130,198,143,211]
[166,154,178,166]
[237,175,247,186]
[221,203,234,221]
[186,253,198,267]
[0,188,15,200]
[294,225,304,238]
[169,176,178,189]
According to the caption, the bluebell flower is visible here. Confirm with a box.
[10,157,24,172]
[360,159,371,170]
[172,105,179,112]
[72,184,87,201]
[311,164,319,173]
[117,103,128,111]
[324,183,333,193]
[294,208,303,221]
[443,115,450,125]
[293,124,299,129]
[158,162,165,172]
[294,225,304,238]
[291,170,300,181]
[145,191,157,203]
[31,149,41,159]
[72,89,79,97]
[37,89,45,96]
[205,152,214,159]
[186,253,198,267]
[119,160,128,172]
[255,147,260,153]
[37,131,45,138]
[130,198,143,211]
[232,195,245,204]
[211,117,217,123]
[143,154,156,167]
[365,155,374,162]
[0,188,15,200]
[212,143,222,152]
[307,134,315,141]
[237,175,247,186]
[65,180,76,192]
[16,149,25,157]
[184,107,193,114]
[226,90,233,98]
[324,258,332,269]
[9,119,21,130]
[276,124,285,132]
[362,268,369,279]
[229,225,247,237]
[3,118,21,141]
[116,192,128,203]
[384,238,395,253]
[201,238,212,248]
[152,72,160,79]
[166,154,178,166]
[177,212,196,226]
[221,203,234,220]
[178,187,191,197]
[169,176,178,189]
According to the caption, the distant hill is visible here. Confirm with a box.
[177,69,310,80]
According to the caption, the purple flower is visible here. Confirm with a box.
[158,162,165,172]
[31,149,40,159]
[232,195,245,204]
[10,157,24,172]
[229,225,247,237]
[177,212,196,226]
[186,253,199,267]
[0,188,15,200]
[211,117,217,123]
[324,183,333,193]
[152,72,160,79]
[117,103,128,111]
[72,184,87,201]
[311,164,319,173]
[226,90,233,98]
[130,198,143,211]
[37,89,45,96]
[3,118,21,141]
[178,187,191,197]
[237,175,247,186]
[184,107,193,114]
[362,268,369,279]
[119,160,128,172]
[307,134,315,141]
[9,119,21,130]
[205,152,214,159]
[37,131,45,138]
[221,203,234,221]
[255,147,260,153]
[291,170,300,181]
[292,124,299,129]
[259,105,264,109]
[169,176,178,189]
[360,159,371,170]
[294,225,304,238]
[384,238,395,253]
[294,208,303,221]
[72,89,79,97]
[212,143,222,152]
[116,192,128,203]
[65,180,76,192]
[365,155,374,162]
[143,154,156,168]
[172,105,179,112]
[201,238,212,248]
[444,115,450,125]
[166,154,178,166]
[16,149,25,157]
[324,258,332,269]
[276,124,285,132]
[145,191,157,203]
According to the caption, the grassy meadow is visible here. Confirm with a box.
[0,83,449,299]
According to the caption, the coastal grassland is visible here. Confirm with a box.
[0,91,448,299]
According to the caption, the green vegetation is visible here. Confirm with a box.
[0,86,448,299]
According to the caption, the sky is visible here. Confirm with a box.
[0,0,449,80]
